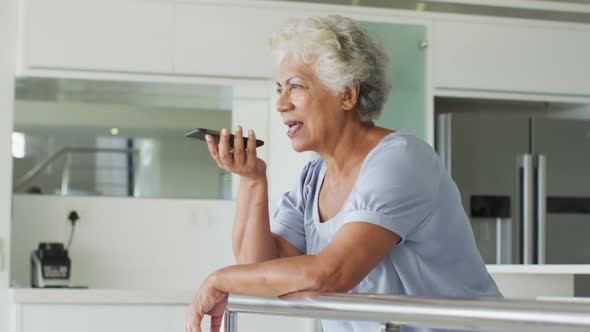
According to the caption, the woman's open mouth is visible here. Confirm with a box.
[285,121,304,138]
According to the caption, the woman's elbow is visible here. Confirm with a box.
[316,275,358,293]
[304,258,356,293]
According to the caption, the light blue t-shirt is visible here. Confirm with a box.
[271,131,502,332]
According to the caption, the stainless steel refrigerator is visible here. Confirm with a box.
[436,113,590,265]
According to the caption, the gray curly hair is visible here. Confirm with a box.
[269,15,392,125]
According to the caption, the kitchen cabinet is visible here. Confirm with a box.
[433,19,590,97]
[19,304,186,332]
[19,0,590,101]
[23,0,174,73]
[173,3,290,78]
[10,289,317,332]
[17,304,316,332]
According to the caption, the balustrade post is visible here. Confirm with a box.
[223,311,238,332]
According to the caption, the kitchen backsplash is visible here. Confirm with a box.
[11,194,236,289]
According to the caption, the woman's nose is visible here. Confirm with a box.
[275,92,294,113]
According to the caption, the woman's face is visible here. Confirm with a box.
[275,52,345,153]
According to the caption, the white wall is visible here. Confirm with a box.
[1,0,18,330]
[11,195,236,288]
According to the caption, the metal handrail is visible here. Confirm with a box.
[14,146,138,193]
[224,292,590,332]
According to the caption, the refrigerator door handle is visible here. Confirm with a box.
[520,154,534,264]
[536,154,547,264]
[496,217,512,264]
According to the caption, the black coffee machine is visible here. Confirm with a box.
[30,242,71,288]
[30,211,79,288]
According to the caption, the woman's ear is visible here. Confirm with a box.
[341,81,360,111]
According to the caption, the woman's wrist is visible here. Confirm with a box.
[239,174,267,187]
[209,268,228,294]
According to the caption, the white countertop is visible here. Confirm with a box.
[10,288,194,305]
[486,264,590,274]
[11,287,590,306]
[10,265,590,304]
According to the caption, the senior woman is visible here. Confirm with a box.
[185,15,501,332]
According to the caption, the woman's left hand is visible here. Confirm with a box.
[185,274,228,332]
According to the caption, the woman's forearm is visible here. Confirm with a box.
[211,255,326,297]
[232,175,278,263]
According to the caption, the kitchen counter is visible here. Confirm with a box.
[484,265,590,298]
[9,288,194,304]
[10,265,590,304]
[486,264,590,274]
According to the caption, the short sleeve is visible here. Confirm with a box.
[342,136,442,244]
[270,160,319,254]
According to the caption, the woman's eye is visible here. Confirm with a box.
[276,84,302,95]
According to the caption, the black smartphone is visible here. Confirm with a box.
[184,128,264,148]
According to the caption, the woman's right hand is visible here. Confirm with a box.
[206,126,267,181]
